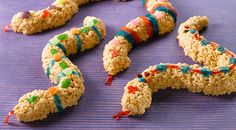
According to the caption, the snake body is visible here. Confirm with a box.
[120,16,236,116]
[103,0,177,76]
[10,16,106,122]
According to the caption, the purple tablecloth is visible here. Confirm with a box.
[1,0,236,129]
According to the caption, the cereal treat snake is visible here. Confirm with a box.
[113,16,236,119]
[4,16,106,122]
[7,0,126,35]
[103,0,177,84]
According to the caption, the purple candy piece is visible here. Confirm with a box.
[21,11,30,19]
[48,5,57,10]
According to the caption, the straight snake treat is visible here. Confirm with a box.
[113,16,236,119]
[4,16,106,122]
[103,0,177,85]
[6,0,125,35]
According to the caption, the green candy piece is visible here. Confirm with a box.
[63,68,72,76]
[61,79,71,88]
[51,49,58,55]
[27,95,37,103]
[93,19,99,24]
[50,37,59,45]
[87,20,95,26]
[55,0,64,5]
[59,61,69,69]
[80,27,90,33]
[57,34,68,41]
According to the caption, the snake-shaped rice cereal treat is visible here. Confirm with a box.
[113,16,236,119]
[103,0,177,84]
[7,0,126,35]
[4,16,106,122]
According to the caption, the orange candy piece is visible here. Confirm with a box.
[70,27,79,35]
[48,86,58,95]
[42,9,49,18]
[53,53,61,61]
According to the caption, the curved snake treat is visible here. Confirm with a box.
[103,0,177,82]
[4,16,106,122]
[114,16,236,119]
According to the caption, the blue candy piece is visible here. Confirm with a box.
[145,13,159,34]
[156,64,167,72]
[217,46,226,53]
[188,30,196,34]
[201,39,210,46]
[180,66,190,74]
[141,0,146,5]
[74,34,82,53]
[53,94,63,113]
[229,57,236,64]
[55,43,67,55]
[155,6,177,23]
[116,30,136,48]
[201,68,212,77]
[220,67,230,74]
[91,26,102,43]
[46,59,55,76]
[139,77,145,82]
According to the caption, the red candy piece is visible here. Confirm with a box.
[109,48,119,58]
[127,86,139,94]
[184,26,189,29]
[190,69,201,73]
[230,64,236,70]
[3,24,12,32]
[105,75,113,86]
[194,34,201,41]
[121,27,141,44]
[150,69,158,76]
[166,64,179,69]
[211,70,221,75]
[113,111,129,120]
[42,9,49,18]
[4,111,14,124]
[140,16,154,37]
[144,72,150,77]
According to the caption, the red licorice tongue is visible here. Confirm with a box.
[4,111,14,124]
[3,24,12,32]
[105,75,113,86]
[113,111,129,120]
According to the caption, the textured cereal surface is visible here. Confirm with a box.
[10,0,101,35]
[13,16,106,122]
[121,16,236,115]
[103,0,176,76]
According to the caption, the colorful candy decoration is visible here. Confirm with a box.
[115,16,236,119]
[4,16,106,122]
[103,0,177,85]
[7,0,127,34]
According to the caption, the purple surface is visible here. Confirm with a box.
[1,0,236,129]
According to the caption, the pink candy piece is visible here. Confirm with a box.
[130,18,140,27]
[158,0,168,2]
[111,39,120,45]
[154,12,164,19]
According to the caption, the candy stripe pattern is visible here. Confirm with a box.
[103,0,176,76]
[12,16,106,122]
[120,16,236,116]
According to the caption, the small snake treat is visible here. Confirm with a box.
[6,0,126,35]
[4,16,106,122]
[113,16,236,119]
[103,0,177,85]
